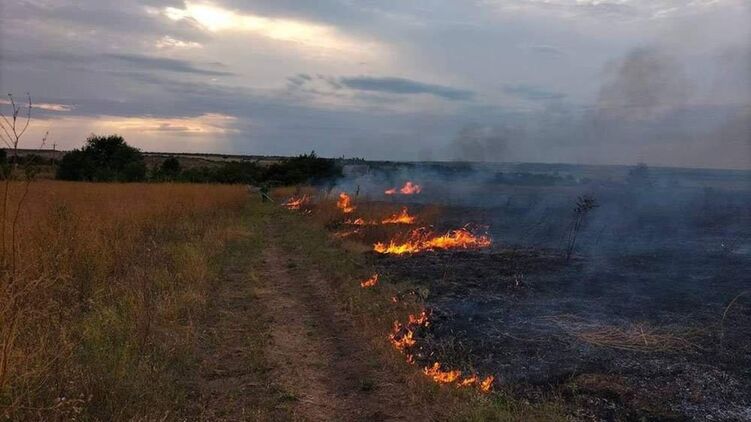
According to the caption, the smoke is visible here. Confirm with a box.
[595,48,690,121]
[449,9,751,170]
[449,124,510,162]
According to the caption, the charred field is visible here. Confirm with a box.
[293,162,751,421]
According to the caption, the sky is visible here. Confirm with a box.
[1,0,749,169]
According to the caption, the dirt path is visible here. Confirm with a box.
[189,232,288,421]
[255,224,426,422]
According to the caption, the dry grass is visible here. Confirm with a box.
[0,180,248,419]
[549,315,702,353]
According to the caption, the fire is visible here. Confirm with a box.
[374,227,491,255]
[389,311,430,353]
[423,362,461,384]
[283,194,310,210]
[381,207,416,225]
[386,309,495,393]
[480,375,494,393]
[389,321,417,351]
[360,274,378,288]
[408,311,429,326]
[384,181,422,195]
[337,192,356,214]
[458,375,478,387]
[334,229,360,238]
[400,181,422,195]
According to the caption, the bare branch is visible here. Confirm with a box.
[16,94,32,139]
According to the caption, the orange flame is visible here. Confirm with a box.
[374,227,491,255]
[381,207,416,224]
[283,194,310,210]
[480,375,495,393]
[360,274,378,288]
[337,192,356,214]
[400,181,422,194]
[384,181,422,195]
[408,311,429,326]
[389,311,430,353]
[458,375,478,387]
[389,321,417,351]
[423,362,461,383]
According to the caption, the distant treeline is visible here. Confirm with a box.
[50,135,343,185]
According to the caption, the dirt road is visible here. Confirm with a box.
[189,216,433,421]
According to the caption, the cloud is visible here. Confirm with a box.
[103,54,234,76]
[485,0,742,20]
[0,99,73,112]
[522,44,566,57]
[503,84,566,101]
[162,1,384,54]
[339,76,474,101]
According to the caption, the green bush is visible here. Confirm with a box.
[57,135,146,182]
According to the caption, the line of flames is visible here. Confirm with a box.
[374,226,492,255]
[346,207,417,226]
[387,310,494,393]
[385,181,422,195]
[286,189,495,394]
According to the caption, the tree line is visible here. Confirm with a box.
[52,134,342,185]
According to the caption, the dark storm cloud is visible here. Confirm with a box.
[104,54,234,76]
[339,76,474,100]
[503,84,566,101]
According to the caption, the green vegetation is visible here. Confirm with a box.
[56,134,147,182]
[53,134,343,185]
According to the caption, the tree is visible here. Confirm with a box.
[263,151,342,185]
[160,156,181,174]
[57,134,146,182]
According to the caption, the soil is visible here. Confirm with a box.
[188,219,435,421]
[374,247,751,421]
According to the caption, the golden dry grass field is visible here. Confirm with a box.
[0,181,248,419]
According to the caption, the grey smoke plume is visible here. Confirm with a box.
[596,48,690,120]
[450,41,751,169]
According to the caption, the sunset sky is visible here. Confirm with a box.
[1,0,749,168]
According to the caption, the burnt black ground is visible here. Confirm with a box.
[364,178,751,421]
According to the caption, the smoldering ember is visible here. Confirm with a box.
[1,0,750,421]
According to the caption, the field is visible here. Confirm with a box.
[1,178,559,421]
[280,162,751,421]
[0,181,249,419]
[2,162,749,421]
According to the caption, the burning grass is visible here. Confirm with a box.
[267,188,569,419]
[385,181,422,195]
[337,192,356,214]
[374,226,492,255]
[360,274,379,288]
[282,194,310,210]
